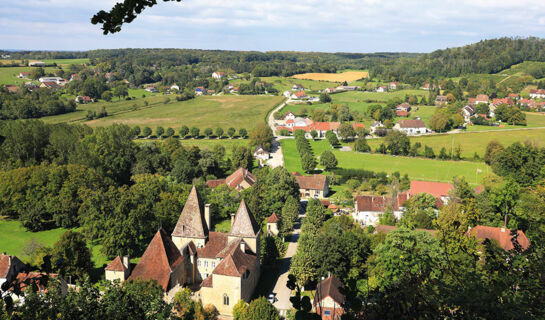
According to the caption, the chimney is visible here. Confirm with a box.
[240,242,246,252]
[231,213,235,226]
[204,204,211,231]
[122,256,130,270]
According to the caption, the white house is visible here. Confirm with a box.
[283,90,292,98]
[389,82,399,90]
[253,146,270,161]
[170,83,180,91]
[529,89,545,99]
[212,72,226,79]
[376,86,388,93]
[393,119,427,135]
[291,91,307,100]
[352,195,406,226]
[370,121,384,134]
[292,84,304,91]
[38,77,64,84]
[461,105,476,122]
[324,87,336,93]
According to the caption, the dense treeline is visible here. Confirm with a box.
[0,88,76,119]
[373,37,545,84]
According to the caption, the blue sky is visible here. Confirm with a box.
[1,0,545,52]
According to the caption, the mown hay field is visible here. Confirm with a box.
[291,71,368,82]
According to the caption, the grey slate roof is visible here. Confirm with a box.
[228,199,260,238]
[172,186,209,239]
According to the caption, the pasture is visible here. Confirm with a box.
[0,66,56,85]
[231,76,339,92]
[281,139,491,185]
[291,71,368,82]
[41,95,285,131]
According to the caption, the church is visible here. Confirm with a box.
[104,186,262,316]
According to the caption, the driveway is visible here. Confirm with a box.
[269,210,304,315]
[265,99,289,168]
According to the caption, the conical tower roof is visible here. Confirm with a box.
[229,199,260,238]
[172,186,208,238]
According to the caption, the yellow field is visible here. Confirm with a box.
[291,71,368,82]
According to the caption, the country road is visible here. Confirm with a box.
[265,99,289,168]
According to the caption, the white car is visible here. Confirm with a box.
[267,293,276,304]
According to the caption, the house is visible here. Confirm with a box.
[212,72,226,79]
[285,117,312,128]
[396,110,408,117]
[283,90,292,98]
[467,225,530,251]
[370,121,384,134]
[284,112,296,121]
[75,96,93,104]
[376,86,388,93]
[491,98,514,107]
[408,180,453,208]
[468,98,477,106]
[396,102,411,112]
[40,81,60,90]
[324,87,336,93]
[435,95,448,106]
[421,83,440,90]
[0,253,26,288]
[225,168,256,191]
[393,119,427,135]
[352,123,365,131]
[518,98,537,109]
[294,173,329,198]
[38,77,63,84]
[145,86,158,93]
[170,83,180,91]
[292,84,304,91]
[314,275,345,320]
[336,86,360,91]
[475,94,489,105]
[389,81,399,90]
[352,194,407,226]
[12,272,68,302]
[195,86,207,95]
[311,121,341,138]
[266,213,280,236]
[28,61,46,67]
[291,91,308,100]
[529,89,545,99]
[461,105,476,122]
[253,145,270,162]
[105,186,261,316]
[69,74,81,82]
[18,72,30,78]
[105,256,131,282]
[508,93,519,100]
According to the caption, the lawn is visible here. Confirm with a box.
[0,66,57,85]
[40,58,90,66]
[0,218,108,268]
[367,128,545,159]
[41,95,285,131]
[281,139,491,185]
[291,71,368,82]
[230,76,339,93]
[465,112,545,132]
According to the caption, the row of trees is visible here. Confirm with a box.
[133,125,248,139]
[294,130,317,172]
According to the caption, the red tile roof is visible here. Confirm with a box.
[172,186,208,239]
[409,180,453,199]
[197,232,228,259]
[0,254,23,278]
[311,122,341,132]
[396,110,409,117]
[467,225,530,251]
[355,195,399,212]
[15,272,61,292]
[206,179,226,188]
[229,200,260,238]
[314,275,345,305]
[105,256,127,272]
[225,168,256,190]
[476,94,489,102]
[129,228,184,291]
[212,239,257,277]
[293,91,307,98]
[396,119,426,128]
[295,174,328,191]
[267,213,280,223]
[352,123,365,129]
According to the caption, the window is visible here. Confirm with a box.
[197,260,201,266]
[205,261,208,267]
[212,262,216,268]
[223,294,229,305]
[324,310,331,316]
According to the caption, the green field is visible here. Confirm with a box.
[281,139,490,184]
[230,76,339,93]
[41,58,90,65]
[367,128,545,159]
[0,218,108,268]
[41,95,285,131]
[466,112,545,132]
[0,66,57,85]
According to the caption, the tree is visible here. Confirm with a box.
[338,123,356,141]
[101,90,113,102]
[490,179,520,227]
[156,126,164,138]
[165,127,174,138]
[249,123,274,151]
[51,231,92,281]
[231,146,253,170]
[319,92,331,103]
[280,196,299,235]
[142,126,152,138]
[301,153,317,173]
[244,297,280,320]
[309,130,318,139]
[325,130,339,147]
[439,147,449,159]
[204,128,213,139]
[227,127,236,139]
[232,300,249,320]
[179,125,189,138]
[451,113,465,128]
[429,112,450,132]
[354,137,370,152]
[484,140,504,165]
[424,145,435,158]
[215,127,224,138]
[132,126,141,137]
[319,150,337,170]
[384,130,410,155]
[113,85,128,100]
[239,128,248,138]
[190,127,200,138]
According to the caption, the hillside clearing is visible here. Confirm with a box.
[291,71,368,82]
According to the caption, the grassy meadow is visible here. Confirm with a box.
[41,95,285,131]
[281,139,490,185]
[291,71,368,82]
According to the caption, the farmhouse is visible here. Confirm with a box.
[336,86,360,91]
[508,93,520,100]
[206,168,257,191]
[40,81,60,90]
[370,121,384,134]
[13,272,68,302]
[0,253,26,288]
[389,81,399,90]
[376,86,388,93]
[311,121,341,138]
[212,72,226,79]
[393,119,427,135]
[435,95,448,106]
[283,90,292,98]
[294,173,329,198]
[253,145,270,162]
[421,83,440,90]
[291,91,308,100]
[292,84,304,91]
[396,102,411,112]
[38,77,64,84]
[461,105,476,122]
[314,275,345,320]
[324,87,336,93]
[529,89,545,99]
[28,61,46,67]
[105,187,261,316]
[352,194,407,226]
[408,180,453,208]
[518,98,537,109]
[491,98,514,107]
[475,94,489,105]
[467,225,530,251]
[75,96,93,104]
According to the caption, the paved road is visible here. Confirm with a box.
[265,99,289,168]
[270,212,303,313]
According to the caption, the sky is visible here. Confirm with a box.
[2,0,545,53]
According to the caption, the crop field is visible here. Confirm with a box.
[281,139,490,184]
[0,218,108,267]
[42,95,285,131]
[367,128,545,159]
[291,71,368,82]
